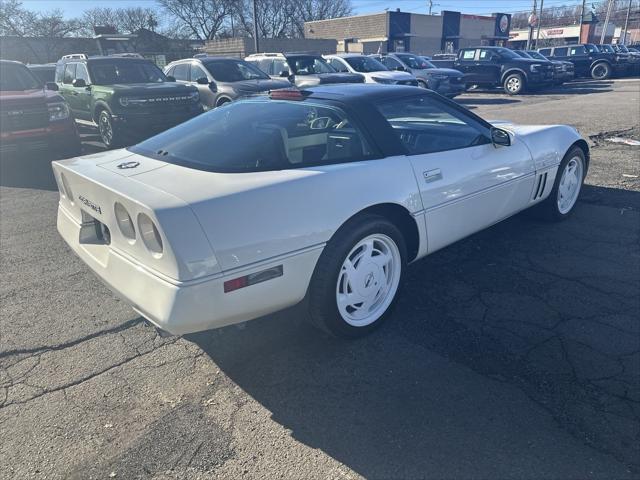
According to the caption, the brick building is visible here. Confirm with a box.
[304,10,512,55]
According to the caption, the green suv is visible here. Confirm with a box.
[55,54,203,148]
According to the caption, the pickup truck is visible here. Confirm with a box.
[430,46,553,95]
[537,44,628,80]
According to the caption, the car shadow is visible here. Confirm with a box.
[186,185,640,477]
[457,97,521,107]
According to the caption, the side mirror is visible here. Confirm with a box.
[72,78,86,88]
[196,76,209,85]
[45,82,59,91]
[166,75,176,82]
[279,70,290,78]
[491,127,511,147]
[395,66,406,72]
[208,80,217,92]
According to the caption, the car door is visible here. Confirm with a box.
[475,49,503,84]
[456,49,483,83]
[72,63,92,121]
[190,63,216,109]
[59,63,77,112]
[375,94,536,253]
[567,45,590,77]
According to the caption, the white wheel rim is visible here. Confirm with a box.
[336,234,401,327]
[507,77,520,92]
[557,156,584,214]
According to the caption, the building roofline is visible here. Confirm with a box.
[305,11,390,25]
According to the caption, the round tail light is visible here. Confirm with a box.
[114,202,136,240]
[137,213,163,255]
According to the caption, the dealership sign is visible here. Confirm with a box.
[494,13,511,37]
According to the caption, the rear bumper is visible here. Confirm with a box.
[57,203,322,335]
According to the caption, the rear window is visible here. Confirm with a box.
[287,56,334,75]
[129,99,374,173]
[0,63,41,90]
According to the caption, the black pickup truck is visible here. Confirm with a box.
[430,46,553,95]
[537,44,628,80]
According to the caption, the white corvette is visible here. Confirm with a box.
[53,85,588,337]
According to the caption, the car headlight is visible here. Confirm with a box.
[47,102,69,121]
[372,77,396,84]
[530,64,542,72]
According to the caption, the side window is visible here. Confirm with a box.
[63,64,76,84]
[381,56,402,69]
[55,64,65,83]
[165,66,175,77]
[478,49,495,61]
[271,59,288,75]
[460,49,476,61]
[255,59,271,74]
[75,63,89,83]
[375,95,489,155]
[538,48,552,56]
[172,63,189,81]
[190,64,207,82]
[329,58,348,72]
[554,47,568,56]
[569,46,586,56]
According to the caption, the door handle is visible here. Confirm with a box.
[423,168,442,183]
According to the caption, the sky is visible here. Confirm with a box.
[21,0,588,19]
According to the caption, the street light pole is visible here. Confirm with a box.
[252,0,259,54]
[526,0,538,50]
[622,0,632,45]
[600,0,614,44]
[535,0,544,49]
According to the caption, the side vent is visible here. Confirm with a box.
[533,172,548,200]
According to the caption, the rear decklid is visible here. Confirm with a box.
[52,150,221,281]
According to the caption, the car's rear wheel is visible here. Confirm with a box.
[97,110,124,149]
[534,146,586,221]
[591,62,611,80]
[503,73,525,95]
[308,214,406,338]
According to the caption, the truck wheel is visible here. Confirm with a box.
[503,73,525,95]
[98,110,122,149]
[591,62,611,80]
[307,214,406,338]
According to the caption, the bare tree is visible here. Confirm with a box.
[157,0,232,40]
[292,0,352,37]
[80,7,159,35]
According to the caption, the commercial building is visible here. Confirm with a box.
[508,22,617,49]
[304,10,512,55]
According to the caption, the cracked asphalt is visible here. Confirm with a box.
[1,79,639,479]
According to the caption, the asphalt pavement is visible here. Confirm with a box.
[1,79,639,479]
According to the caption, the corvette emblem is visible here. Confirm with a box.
[117,161,140,169]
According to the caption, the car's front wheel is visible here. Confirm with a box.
[503,73,525,95]
[591,62,611,80]
[308,214,406,338]
[535,146,587,221]
[98,110,122,149]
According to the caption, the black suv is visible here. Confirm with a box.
[537,44,627,80]
[55,54,203,148]
[453,46,553,95]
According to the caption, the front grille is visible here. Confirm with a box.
[0,105,49,132]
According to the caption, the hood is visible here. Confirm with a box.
[420,68,464,77]
[0,88,62,108]
[295,72,364,87]
[107,82,197,95]
[366,70,415,81]
[230,78,291,93]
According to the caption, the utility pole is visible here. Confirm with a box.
[252,0,259,53]
[526,0,538,50]
[535,0,544,49]
[579,0,587,28]
[600,0,614,44]
[622,0,633,45]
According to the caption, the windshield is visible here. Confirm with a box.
[129,99,372,172]
[0,63,41,90]
[344,56,388,72]
[584,44,599,53]
[89,61,166,85]
[29,66,55,84]
[288,56,335,75]
[493,48,520,59]
[513,50,532,59]
[205,60,269,82]
[617,45,629,53]
[395,54,431,69]
[526,51,547,61]
[419,57,437,68]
